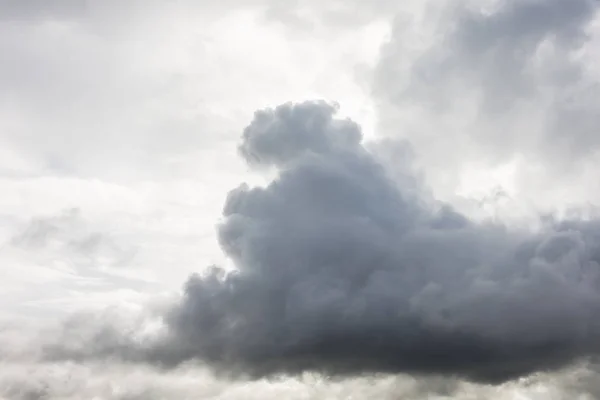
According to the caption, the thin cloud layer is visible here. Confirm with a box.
[110,101,600,383]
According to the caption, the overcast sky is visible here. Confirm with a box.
[3,0,600,399]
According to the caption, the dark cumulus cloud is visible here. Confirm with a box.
[115,100,600,384]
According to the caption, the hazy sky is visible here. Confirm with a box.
[3,0,600,399]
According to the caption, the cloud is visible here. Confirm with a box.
[161,101,600,383]
[0,359,505,400]
[38,100,600,384]
[374,0,600,202]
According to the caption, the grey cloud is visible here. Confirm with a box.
[375,0,600,185]
[239,101,362,168]
[107,101,598,384]
[381,0,596,111]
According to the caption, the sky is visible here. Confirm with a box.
[3,0,600,399]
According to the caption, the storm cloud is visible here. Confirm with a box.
[86,100,597,384]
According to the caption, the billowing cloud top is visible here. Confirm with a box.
[239,101,363,167]
[121,101,600,383]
